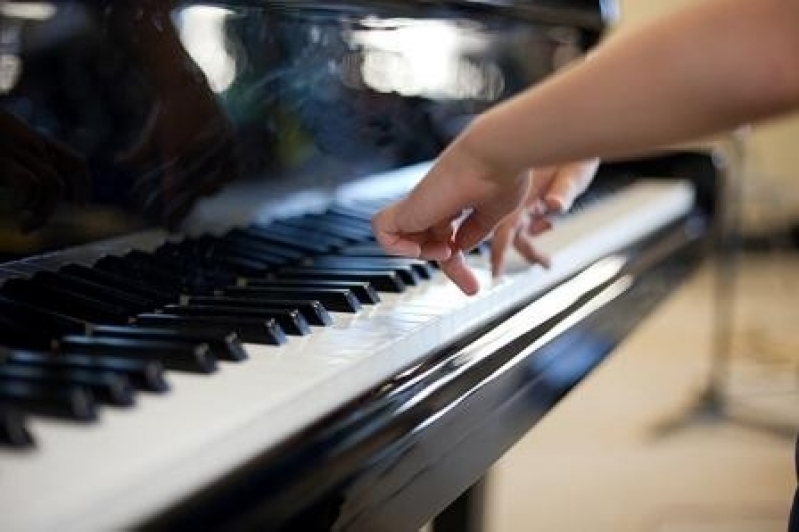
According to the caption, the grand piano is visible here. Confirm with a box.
[0,1,724,530]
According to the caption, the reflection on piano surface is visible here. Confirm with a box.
[0,1,721,531]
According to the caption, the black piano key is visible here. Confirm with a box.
[232,227,333,254]
[162,304,311,336]
[238,279,381,305]
[93,256,186,297]
[0,278,132,324]
[0,381,97,422]
[59,336,217,374]
[1,350,168,393]
[92,325,248,362]
[307,257,422,285]
[184,239,291,270]
[311,256,434,279]
[31,271,153,314]
[0,296,89,337]
[134,313,287,346]
[0,405,34,448]
[192,240,290,269]
[336,244,394,256]
[184,296,332,326]
[219,286,361,314]
[135,245,243,285]
[59,264,174,306]
[0,316,55,350]
[278,217,373,240]
[277,267,406,293]
[249,222,350,248]
[222,229,306,261]
[325,204,373,221]
[0,365,135,407]
[123,250,222,292]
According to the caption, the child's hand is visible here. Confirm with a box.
[372,141,531,295]
[490,159,599,276]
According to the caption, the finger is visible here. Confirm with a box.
[526,217,553,236]
[528,166,557,197]
[438,249,480,295]
[453,207,501,253]
[513,230,551,269]
[490,212,520,277]
[372,203,424,258]
[543,159,599,214]
[420,219,456,262]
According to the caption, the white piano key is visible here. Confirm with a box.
[0,178,694,531]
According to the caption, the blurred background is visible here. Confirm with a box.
[483,1,799,531]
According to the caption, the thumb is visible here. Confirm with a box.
[371,201,423,257]
[544,159,599,214]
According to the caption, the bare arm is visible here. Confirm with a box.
[373,0,799,294]
[463,0,799,171]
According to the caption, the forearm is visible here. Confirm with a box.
[460,0,799,174]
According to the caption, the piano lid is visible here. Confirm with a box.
[0,0,614,257]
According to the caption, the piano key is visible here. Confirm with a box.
[222,230,306,261]
[0,296,90,336]
[0,365,135,407]
[59,336,218,374]
[276,217,373,240]
[183,296,332,326]
[248,222,350,248]
[277,267,407,293]
[232,227,334,254]
[335,243,394,256]
[238,279,381,305]
[134,313,287,346]
[0,278,133,324]
[0,316,55,350]
[306,257,424,284]
[91,325,248,362]
[151,243,272,280]
[30,271,153,314]
[0,350,169,393]
[182,236,291,268]
[122,251,222,293]
[219,286,361,314]
[312,256,435,279]
[93,256,187,297]
[162,304,311,336]
[0,381,97,422]
[59,264,174,306]
[0,405,34,448]
[0,178,696,531]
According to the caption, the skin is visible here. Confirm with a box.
[372,0,799,294]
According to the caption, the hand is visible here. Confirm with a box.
[490,159,599,276]
[0,110,90,232]
[372,141,531,295]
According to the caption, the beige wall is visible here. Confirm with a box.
[617,0,799,225]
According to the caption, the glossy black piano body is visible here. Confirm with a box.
[0,1,723,530]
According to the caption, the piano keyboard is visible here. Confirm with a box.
[0,163,694,531]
